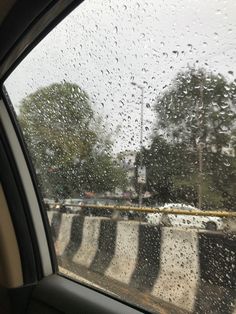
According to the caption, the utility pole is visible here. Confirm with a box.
[131,82,145,207]
[198,74,204,210]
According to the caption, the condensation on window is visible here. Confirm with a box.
[5,0,236,313]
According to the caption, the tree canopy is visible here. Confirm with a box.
[19,82,127,198]
[141,68,236,210]
[156,68,236,149]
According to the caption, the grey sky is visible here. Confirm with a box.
[5,0,236,153]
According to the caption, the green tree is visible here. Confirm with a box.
[19,82,127,198]
[81,153,128,193]
[145,68,236,209]
[156,68,236,149]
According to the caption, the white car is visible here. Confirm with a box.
[146,203,223,230]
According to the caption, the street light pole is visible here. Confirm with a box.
[140,86,144,154]
[131,82,144,207]
[198,75,204,210]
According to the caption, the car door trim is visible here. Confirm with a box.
[0,99,52,277]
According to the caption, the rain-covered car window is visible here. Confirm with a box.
[4,0,236,313]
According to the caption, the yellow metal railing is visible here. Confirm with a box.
[50,203,236,218]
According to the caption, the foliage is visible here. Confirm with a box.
[19,82,127,198]
[142,68,236,210]
[156,68,236,148]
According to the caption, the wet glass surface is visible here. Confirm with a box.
[5,0,236,313]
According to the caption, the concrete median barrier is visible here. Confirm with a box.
[62,214,85,259]
[50,211,62,242]
[233,305,236,314]
[89,219,117,275]
[130,224,162,292]
[49,212,236,313]
[46,211,55,225]
[194,232,236,314]
[73,217,101,268]
[152,228,199,312]
[55,214,74,256]
[105,221,139,284]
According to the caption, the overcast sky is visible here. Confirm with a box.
[4,0,236,153]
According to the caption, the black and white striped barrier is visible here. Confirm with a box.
[48,212,236,314]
